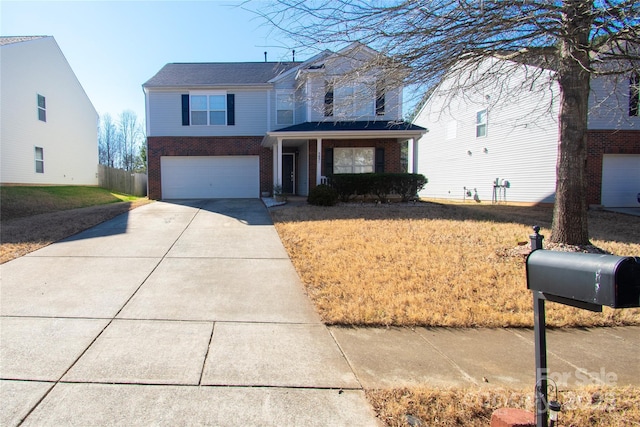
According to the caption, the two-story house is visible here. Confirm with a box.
[413,55,640,208]
[143,43,426,200]
[0,36,99,186]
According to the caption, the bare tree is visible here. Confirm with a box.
[256,0,640,245]
[98,113,119,168]
[118,110,143,172]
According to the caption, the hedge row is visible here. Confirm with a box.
[328,173,427,202]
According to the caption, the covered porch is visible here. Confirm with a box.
[262,121,427,197]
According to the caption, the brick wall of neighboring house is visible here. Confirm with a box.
[147,136,271,200]
[586,130,640,206]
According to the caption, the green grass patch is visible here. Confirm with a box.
[1,186,142,220]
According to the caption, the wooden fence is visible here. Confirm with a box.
[98,165,147,197]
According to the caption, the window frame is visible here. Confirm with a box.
[476,109,488,138]
[190,91,227,126]
[276,90,295,125]
[334,80,375,119]
[35,146,44,173]
[37,94,46,122]
[333,147,375,174]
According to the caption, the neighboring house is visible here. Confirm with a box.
[413,56,640,208]
[143,43,426,200]
[0,36,99,186]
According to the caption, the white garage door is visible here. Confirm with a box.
[161,156,259,199]
[601,154,640,207]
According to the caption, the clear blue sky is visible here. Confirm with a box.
[1,0,300,123]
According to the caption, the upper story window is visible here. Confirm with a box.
[37,94,46,122]
[334,81,375,118]
[191,93,226,125]
[35,146,44,173]
[476,109,488,137]
[182,93,234,126]
[630,73,639,117]
[276,91,294,125]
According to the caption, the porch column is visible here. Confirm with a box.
[276,138,283,187]
[407,138,419,173]
[407,138,415,173]
[316,138,323,185]
[412,137,420,174]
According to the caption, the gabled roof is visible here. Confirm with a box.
[0,36,48,46]
[143,62,302,88]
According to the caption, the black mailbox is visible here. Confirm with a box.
[527,250,640,309]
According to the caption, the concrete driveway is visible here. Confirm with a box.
[1,199,379,426]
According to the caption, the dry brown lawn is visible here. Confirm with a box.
[271,201,640,328]
[367,386,640,426]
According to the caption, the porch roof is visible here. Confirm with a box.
[264,120,427,146]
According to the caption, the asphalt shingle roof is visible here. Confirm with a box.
[143,62,302,87]
[273,120,427,133]
[0,36,48,46]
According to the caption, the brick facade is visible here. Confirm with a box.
[148,136,405,199]
[147,136,271,200]
[586,130,640,206]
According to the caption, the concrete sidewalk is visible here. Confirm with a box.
[1,199,638,426]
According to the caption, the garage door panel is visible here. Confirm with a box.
[601,155,640,208]
[161,156,259,199]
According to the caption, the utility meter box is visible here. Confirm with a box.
[526,251,640,309]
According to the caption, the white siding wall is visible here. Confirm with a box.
[415,60,559,203]
[588,75,640,130]
[0,37,98,185]
[147,89,269,137]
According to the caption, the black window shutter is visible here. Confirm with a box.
[375,148,385,173]
[227,94,235,125]
[181,94,189,126]
[324,82,334,117]
[376,81,385,116]
[324,147,334,176]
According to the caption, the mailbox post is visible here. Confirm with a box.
[526,226,640,427]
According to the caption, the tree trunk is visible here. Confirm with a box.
[550,0,592,245]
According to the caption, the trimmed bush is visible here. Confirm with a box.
[329,173,427,202]
[307,184,339,206]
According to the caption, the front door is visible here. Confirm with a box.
[282,153,295,194]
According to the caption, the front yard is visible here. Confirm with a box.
[271,201,640,328]
[271,200,640,426]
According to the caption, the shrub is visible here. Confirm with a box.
[307,184,339,206]
[329,173,428,202]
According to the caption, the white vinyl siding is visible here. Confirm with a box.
[415,59,559,204]
[588,74,640,130]
[0,37,98,185]
[147,90,268,137]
